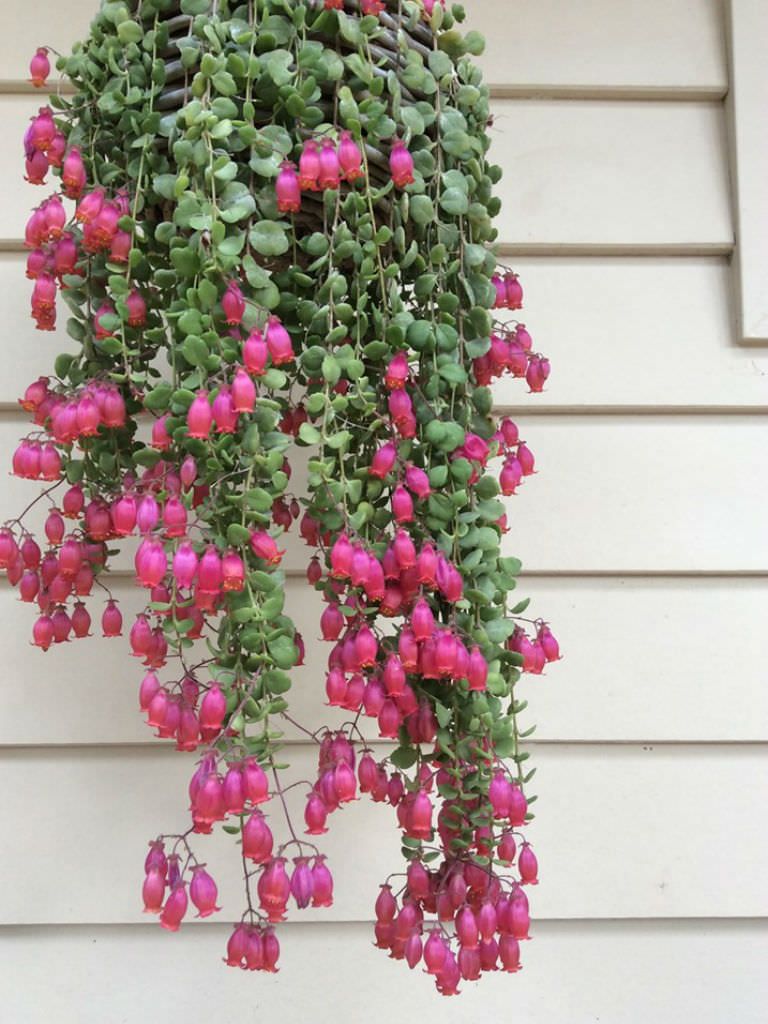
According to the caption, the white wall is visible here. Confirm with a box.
[0,2,766,1022]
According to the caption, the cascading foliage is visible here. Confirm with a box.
[6,0,561,994]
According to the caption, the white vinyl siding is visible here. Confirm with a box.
[0,2,765,1022]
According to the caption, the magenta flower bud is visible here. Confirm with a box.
[404,932,423,969]
[129,613,153,658]
[148,413,172,451]
[389,139,415,188]
[391,485,414,524]
[231,367,256,413]
[199,683,227,741]
[19,570,40,603]
[357,674,381,716]
[172,542,198,590]
[369,441,397,479]
[221,549,245,592]
[304,793,328,835]
[411,597,435,641]
[508,783,528,827]
[186,391,213,439]
[320,603,344,641]
[338,130,363,181]
[195,545,221,595]
[135,495,158,535]
[125,288,147,327]
[510,893,531,940]
[243,329,268,375]
[455,905,479,950]
[311,855,334,908]
[498,831,517,865]
[489,771,512,818]
[519,843,539,885]
[318,137,341,189]
[505,272,523,309]
[384,350,409,390]
[333,760,357,803]
[250,529,284,566]
[258,857,291,922]
[243,810,274,864]
[466,646,488,691]
[500,456,523,496]
[138,671,161,712]
[290,857,315,909]
[224,924,249,968]
[162,497,187,539]
[382,654,406,697]
[325,667,348,706]
[298,139,320,190]
[393,528,416,569]
[243,759,269,804]
[220,765,245,815]
[159,883,188,932]
[354,625,378,668]
[526,355,550,393]
[52,606,73,638]
[330,533,353,578]
[221,280,245,325]
[377,698,402,739]
[44,509,65,545]
[498,934,522,972]
[142,868,166,914]
[189,866,220,918]
[407,790,433,839]
[406,860,430,900]
[31,613,54,650]
[62,146,87,198]
[256,318,292,368]
[262,927,281,973]
[276,160,301,213]
[212,386,237,434]
[458,945,481,981]
[375,884,397,923]
[538,623,561,661]
[101,600,122,637]
[404,464,431,499]
[424,930,448,974]
[29,48,50,88]
[243,928,264,971]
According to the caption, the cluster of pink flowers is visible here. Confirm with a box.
[24,124,132,329]
[16,377,126,446]
[275,133,414,212]
[471,274,552,392]
[276,132,363,213]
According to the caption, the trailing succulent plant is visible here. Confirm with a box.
[7,0,560,994]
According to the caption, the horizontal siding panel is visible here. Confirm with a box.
[4,256,768,410]
[1,575,766,745]
[0,97,733,248]
[500,415,766,572]
[491,100,732,248]
[0,919,764,1024]
[466,0,727,96]
[1,415,766,574]
[0,744,765,924]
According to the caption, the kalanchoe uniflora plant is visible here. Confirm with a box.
[5,0,561,995]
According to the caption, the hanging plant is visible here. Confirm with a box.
[6,0,560,994]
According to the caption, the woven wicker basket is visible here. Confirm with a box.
[140,1,436,237]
